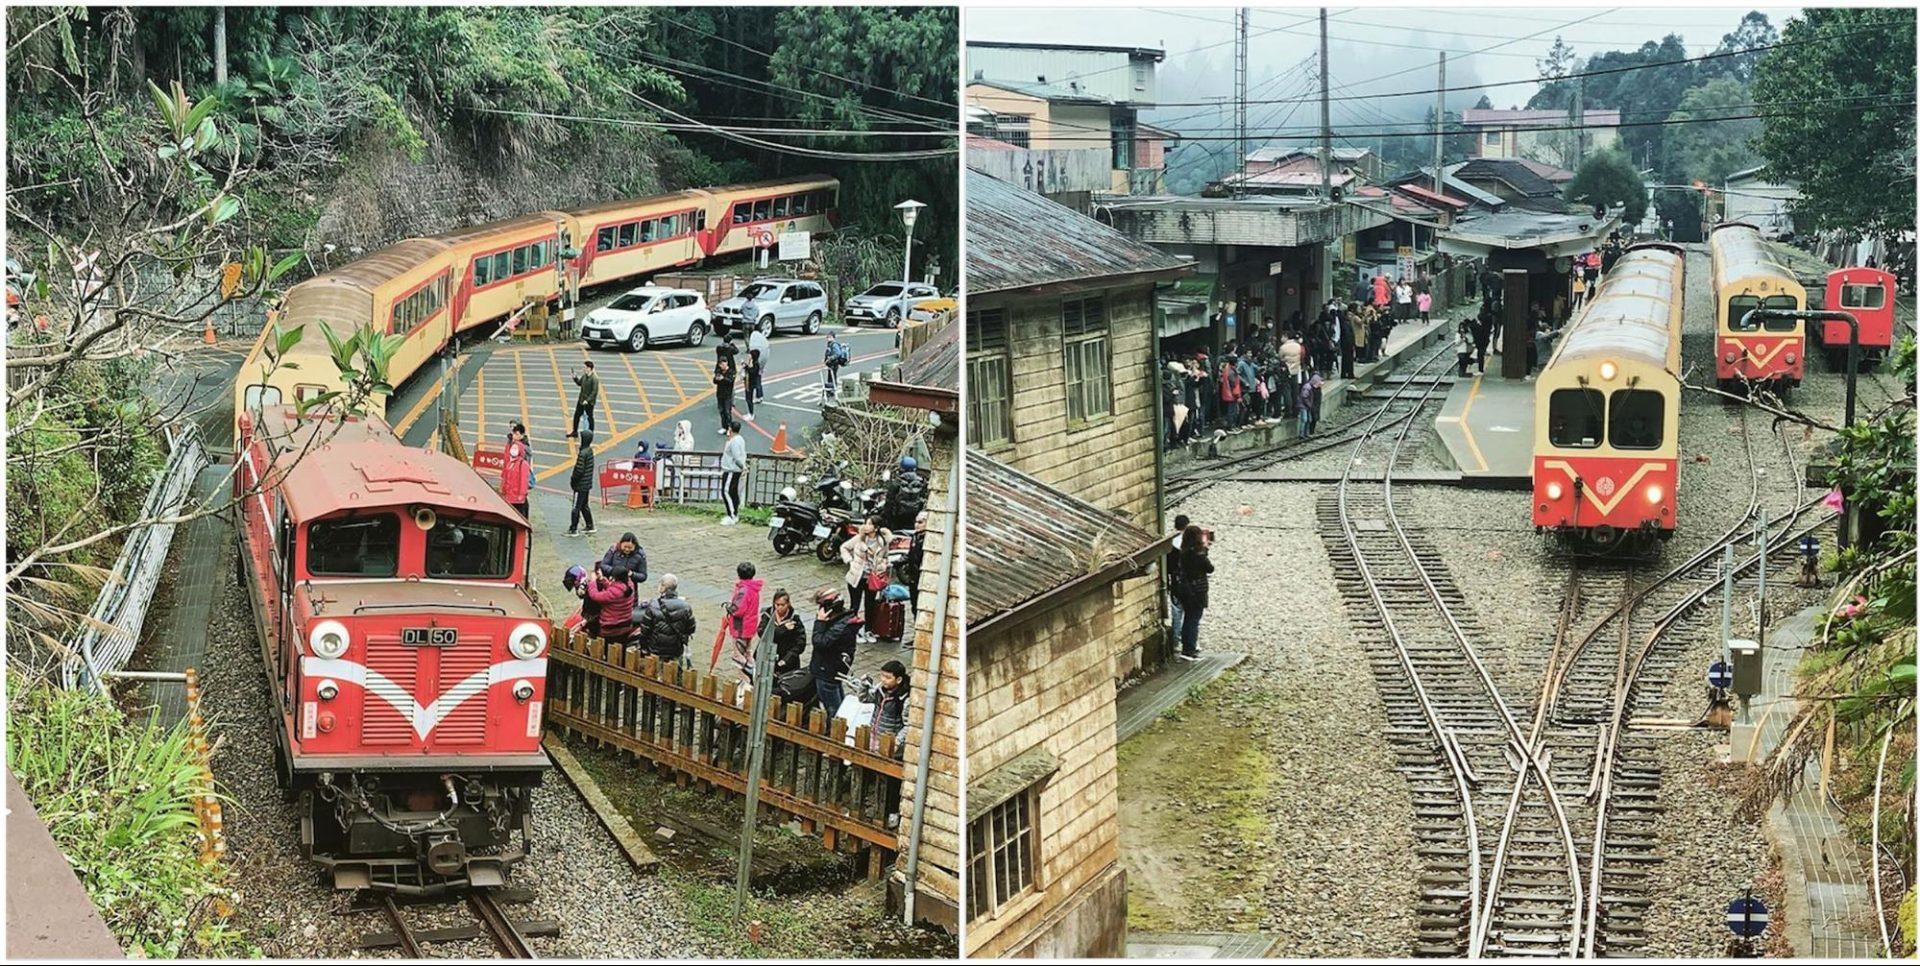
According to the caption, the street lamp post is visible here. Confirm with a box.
[895,199,925,288]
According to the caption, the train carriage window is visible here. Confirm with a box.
[597,225,617,253]
[752,198,771,221]
[733,202,751,225]
[618,222,638,248]
[425,518,512,579]
[696,209,707,231]
[1727,295,1762,331]
[511,245,529,276]
[490,251,511,282]
[1548,388,1605,449]
[658,214,676,238]
[474,257,492,287]
[793,193,811,215]
[1761,295,1799,331]
[306,514,400,577]
[1840,283,1887,310]
[529,241,546,269]
[1608,390,1664,450]
[773,196,791,219]
[640,219,656,243]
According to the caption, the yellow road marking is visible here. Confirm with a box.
[476,367,487,442]
[656,353,688,401]
[545,346,574,450]
[620,351,654,420]
[534,388,712,484]
[513,349,530,429]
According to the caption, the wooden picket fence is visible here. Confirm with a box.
[545,629,905,872]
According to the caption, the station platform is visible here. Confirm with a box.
[7,772,123,958]
[1431,371,1534,485]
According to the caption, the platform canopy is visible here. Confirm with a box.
[1437,208,1620,260]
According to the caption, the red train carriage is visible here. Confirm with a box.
[1709,222,1806,391]
[233,405,549,892]
[1533,243,1686,546]
[1817,266,1899,366]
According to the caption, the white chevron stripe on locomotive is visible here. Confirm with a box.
[301,657,546,739]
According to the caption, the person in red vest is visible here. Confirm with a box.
[1218,353,1244,428]
[1371,270,1390,310]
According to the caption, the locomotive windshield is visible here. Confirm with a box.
[1728,294,1799,331]
[1840,283,1887,310]
[307,514,400,576]
[425,518,514,578]
[1608,390,1664,450]
[1548,388,1605,449]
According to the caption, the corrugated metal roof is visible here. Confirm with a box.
[1454,158,1561,198]
[892,315,959,392]
[964,449,1163,629]
[967,170,1190,294]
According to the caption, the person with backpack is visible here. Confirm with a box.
[712,343,738,429]
[1171,524,1214,661]
[567,429,596,537]
[823,331,850,400]
[634,573,697,663]
[881,456,927,532]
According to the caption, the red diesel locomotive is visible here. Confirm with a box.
[1532,243,1687,546]
[233,405,550,892]
[1817,265,1899,366]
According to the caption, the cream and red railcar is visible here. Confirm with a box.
[1709,222,1806,390]
[233,405,550,891]
[1533,243,1686,545]
[233,177,840,437]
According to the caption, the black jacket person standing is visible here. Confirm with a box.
[567,430,596,536]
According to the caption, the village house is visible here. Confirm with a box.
[861,315,963,932]
[963,449,1171,958]
[964,40,1166,197]
[1208,146,1384,196]
[964,168,1189,680]
[1460,106,1621,169]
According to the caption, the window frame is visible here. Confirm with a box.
[1606,388,1665,451]
[966,308,1013,449]
[1840,283,1886,310]
[1061,295,1113,427]
[1547,387,1606,449]
[304,513,402,578]
[966,785,1039,923]
[423,517,515,579]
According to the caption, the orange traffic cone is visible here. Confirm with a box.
[203,316,217,345]
[771,423,790,454]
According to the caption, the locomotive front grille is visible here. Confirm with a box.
[435,637,492,745]
[363,635,417,745]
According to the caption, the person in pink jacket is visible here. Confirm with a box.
[724,562,764,677]
[501,423,532,521]
[1416,290,1433,323]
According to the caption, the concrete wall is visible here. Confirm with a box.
[894,430,962,930]
[965,590,1126,958]
[967,146,1115,197]
[970,280,1165,678]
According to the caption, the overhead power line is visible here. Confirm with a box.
[1102,103,1917,144]
[654,11,960,111]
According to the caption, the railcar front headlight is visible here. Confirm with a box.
[316,680,340,701]
[309,620,350,660]
[1724,350,1738,364]
[1645,484,1664,504]
[1546,481,1565,500]
[1598,361,1618,381]
[509,622,548,659]
[513,680,535,702]
[1784,352,1797,365]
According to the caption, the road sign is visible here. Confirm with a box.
[1707,660,1734,690]
[748,225,775,248]
[1725,893,1769,938]
[778,231,811,262]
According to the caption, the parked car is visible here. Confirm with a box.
[580,286,711,351]
[843,281,939,328]
[713,279,827,338]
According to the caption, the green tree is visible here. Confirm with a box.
[1665,77,1764,188]
[1750,7,1917,238]
[1528,37,1580,111]
[1564,147,1649,224]
[1699,11,1779,84]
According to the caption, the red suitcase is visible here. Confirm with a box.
[867,598,907,642]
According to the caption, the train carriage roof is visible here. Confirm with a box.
[324,238,452,290]
[429,211,572,248]
[1546,246,1683,374]
[706,175,839,196]
[278,276,376,344]
[571,190,711,219]
[1710,222,1801,290]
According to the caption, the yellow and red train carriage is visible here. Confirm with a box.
[1708,222,1806,391]
[1532,242,1687,545]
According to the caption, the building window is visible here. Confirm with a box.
[967,787,1037,922]
[1111,114,1137,171]
[966,308,1013,448]
[1062,296,1112,426]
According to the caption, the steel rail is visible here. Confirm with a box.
[468,889,536,959]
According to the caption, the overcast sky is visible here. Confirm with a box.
[966,5,1804,130]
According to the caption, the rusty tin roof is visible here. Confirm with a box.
[964,449,1168,633]
[966,170,1190,296]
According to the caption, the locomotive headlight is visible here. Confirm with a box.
[309,620,350,659]
[1546,481,1565,500]
[513,680,535,702]
[1645,484,1664,504]
[1598,361,1618,381]
[316,680,340,702]
[1784,352,1797,365]
[508,621,548,659]
[1724,350,1738,364]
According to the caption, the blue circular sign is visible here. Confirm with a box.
[1707,660,1734,690]
[1726,895,1769,938]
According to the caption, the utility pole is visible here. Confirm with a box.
[213,8,228,86]
[1433,53,1446,198]
[1235,8,1249,195]
[1569,76,1584,169]
[1318,8,1331,200]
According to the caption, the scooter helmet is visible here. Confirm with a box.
[898,456,918,473]
[563,565,587,592]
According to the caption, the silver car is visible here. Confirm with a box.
[844,281,940,328]
[713,278,827,338]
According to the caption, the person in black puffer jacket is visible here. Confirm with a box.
[568,430,597,536]
[758,589,809,674]
[634,573,697,662]
[809,588,860,714]
[1172,523,1214,661]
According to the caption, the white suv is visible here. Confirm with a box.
[844,281,940,328]
[714,279,827,338]
[581,286,711,351]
